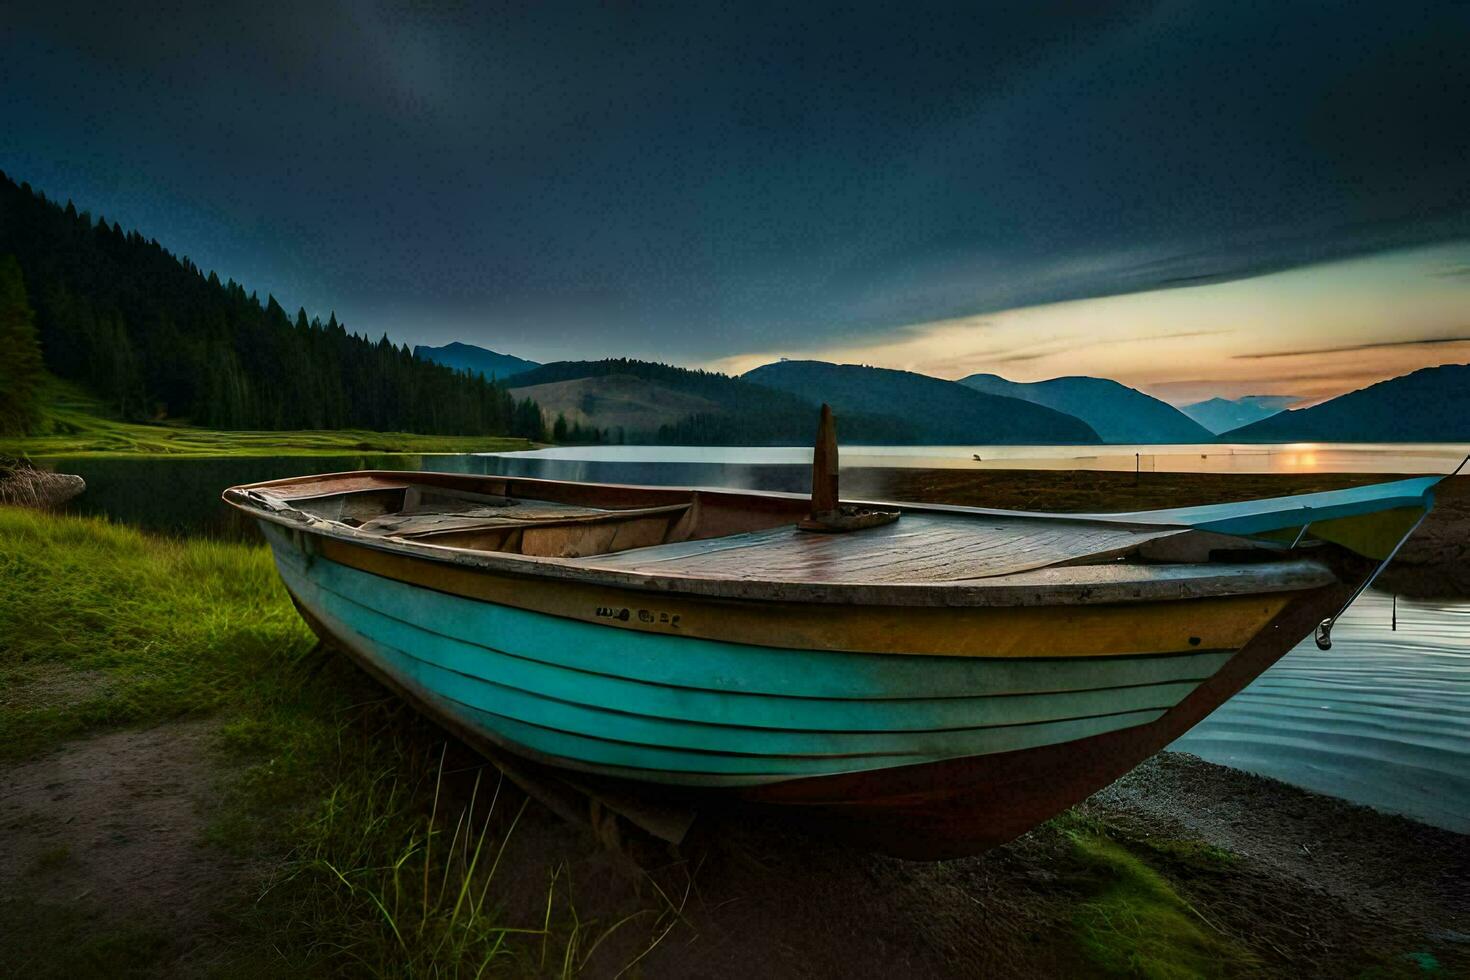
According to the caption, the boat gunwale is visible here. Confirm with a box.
[225,469,1342,607]
[228,466,1440,529]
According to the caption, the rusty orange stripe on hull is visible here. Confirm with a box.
[313,535,1290,658]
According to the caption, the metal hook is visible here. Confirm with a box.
[1318,455,1465,650]
[1288,519,1313,549]
[1315,510,1428,650]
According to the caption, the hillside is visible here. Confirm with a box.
[743,361,1100,444]
[0,377,530,458]
[1224,365,1470,442]
[959,374,1210,443]
[414,342,539,380]
[509,374,721,436]
[1181,395,1296,434]
[0,171,536,438]
[509,359,919,444]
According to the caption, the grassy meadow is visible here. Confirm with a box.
[0,379,532,459]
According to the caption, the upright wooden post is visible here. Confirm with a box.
[810,403,838,517]
[799,404,898,532]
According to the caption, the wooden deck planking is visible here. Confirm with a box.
[579,514,1178,584]
[358,500,689,539]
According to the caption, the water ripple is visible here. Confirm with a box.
[1174,591,1470,832]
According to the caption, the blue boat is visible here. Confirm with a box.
[225,444,1448,857]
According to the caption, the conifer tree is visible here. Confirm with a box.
[0,254,44,434]
[0,173,536,437]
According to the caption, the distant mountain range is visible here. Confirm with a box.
[959,373,1210,443]
[743,361,1100,444]
[414,342,540,379]
[507,359,916,444]
[1223,364,1470,442]
[415,341,1470,446]
[504,358,1102,445]
[1180,395,1296,434]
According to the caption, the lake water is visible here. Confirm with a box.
[1173,591,1470,832]
[37,444,1470,832]
[494,441,1470,475]
[44,442,1470,539]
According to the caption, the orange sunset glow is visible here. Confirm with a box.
[709,241,1470,406]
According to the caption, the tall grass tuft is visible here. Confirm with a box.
[235,704,689,977]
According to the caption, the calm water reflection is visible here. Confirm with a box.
[37,449,1470,832]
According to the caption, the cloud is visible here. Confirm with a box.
[708,242,1470,409]
[11,1,1470,365]
[983,329,1228,365]
[1234,334,1470,359]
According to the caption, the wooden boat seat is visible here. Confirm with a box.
[355,499,629,536]
[575,512,1182,584]
[354,499,697,559]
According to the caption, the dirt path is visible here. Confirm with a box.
[0,720,243,976]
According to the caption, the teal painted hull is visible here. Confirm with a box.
[267,526,1232,787]
[223,466,1389,854]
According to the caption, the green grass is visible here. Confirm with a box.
[0,506,313,757]
[1068,834,1256,979]
[1134,837,1239,873]
[0,899,173,980]
[0,378,532,458]
[1045,808,1255,978]
[0,507,676,975]
[1042,810,1258,979]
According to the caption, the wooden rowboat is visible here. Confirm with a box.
[223,419,1446,858]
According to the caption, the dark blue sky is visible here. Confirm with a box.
[4,1,1468,366]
